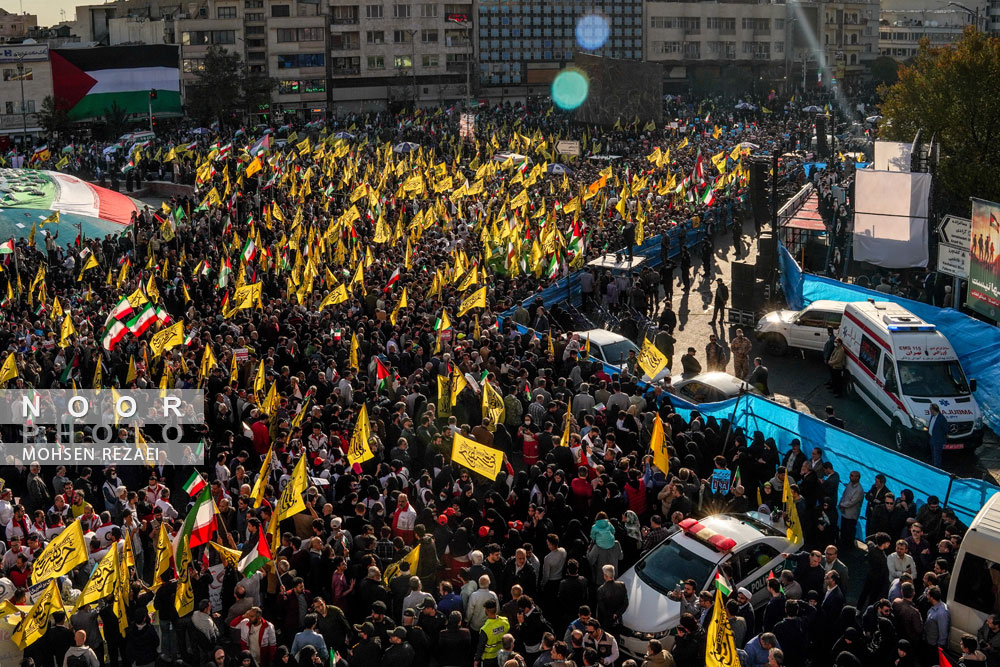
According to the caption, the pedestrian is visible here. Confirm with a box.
[680,347,702,376]
[730,329,753,380]
[705,335,727,373]
[711,278,729,324]
[827,337,847,397]
[748,357,770,395]
[927,404,948,468]
[679,248,691,291]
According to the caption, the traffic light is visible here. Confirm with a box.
[151,115,156,128]
[149,88,158,100]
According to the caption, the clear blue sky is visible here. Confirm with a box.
[1,0,78,28]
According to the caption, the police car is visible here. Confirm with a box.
[617,512,802,659]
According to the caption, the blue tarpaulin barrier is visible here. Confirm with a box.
[778,242,806,310]
[667,392,997,536]
[788,271,1000,435]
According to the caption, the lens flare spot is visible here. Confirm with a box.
[575,15,610,50]
[551,69,589,111]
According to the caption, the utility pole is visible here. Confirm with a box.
[407,29,418,108]
[16,54,27,149]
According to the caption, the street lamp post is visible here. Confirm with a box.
[16,55,27,149]
[408,29,418,107]
[947,1,983,30]
[447,16,473,109]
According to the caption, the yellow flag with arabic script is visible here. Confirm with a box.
[30,519,87,584]
[452,432,504,480]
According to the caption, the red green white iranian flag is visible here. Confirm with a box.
[701,185,716,207]
[174,487,217,560]
[182,471,207,496]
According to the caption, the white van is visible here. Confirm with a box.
[839,300,983,452]
[947,491,1000,652]
[754,300,847,355]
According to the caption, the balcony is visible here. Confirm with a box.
[332,17,360,25]
[332,67,361,75]
[445,36,470,47]
[446,61,468,73]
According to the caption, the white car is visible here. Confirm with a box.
[754,300,847,356]
[617,513,802,659]
[574,329,671,384]
[671,372,760,404]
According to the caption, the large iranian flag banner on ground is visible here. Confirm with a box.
[51,45,181,121]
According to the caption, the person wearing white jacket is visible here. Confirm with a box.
[466,574,499,633]
[887,539,916,583]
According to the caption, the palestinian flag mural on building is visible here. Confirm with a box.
[51,45,181,121]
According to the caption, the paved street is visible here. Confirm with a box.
[660,220,1000,486]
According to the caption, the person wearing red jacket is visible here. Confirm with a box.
[230,606,277,667]
[392,493,417,544]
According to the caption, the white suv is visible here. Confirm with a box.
[754,300,847,355]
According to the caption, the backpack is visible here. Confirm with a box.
[66,653,91,667]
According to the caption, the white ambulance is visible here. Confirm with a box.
[839,300,983,452]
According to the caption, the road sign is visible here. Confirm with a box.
[556,140,580,156]
[938,214,971,247]
[937,242,970,279]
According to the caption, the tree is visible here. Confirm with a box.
[868,56,899,90]
[38,95,71,139]
[100,101,129,141]
[880,29,1000,213]
[187,47,275,128]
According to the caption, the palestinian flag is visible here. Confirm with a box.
[241,237,257,264]
[182,471,207,496]
[127,303,156,335]
[174,487,217,558]
[238,524,272,577]
[102,320,127,351]
[249,134,271,157]
[51,45,181,121]
[545,255,560,280]
[375,357,391,390]
[0,239,13,254]
[218,257,232,288]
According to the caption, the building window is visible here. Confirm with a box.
[775,41,784,53]
[245,25,264,34]
[277,27,324,42]
[367,55,385,69]
[276,28,297,42]
[394,55,413,68]
[181,59,204,73]
[271,4,290,17]
[366,4,383,18]
[393,4,411,18]
[4,102,12,115]
[278,80,301,94]
[367,30,385,43]
[303,79,325,93]
[421,29,438,43]
[244,0,263,6]
[246,38,264,48]
[707,17,736,34]
[332,56,360,72]
[741,18,771,32]
[775,19,785,29]
[217,6,237,18]
[277,53,325,68]
[2,68,31,81]
[182,30,236,45]
[393,30,413,43]
[331,33,359,49]
[422,54,439,67]
[245,12,263,21]
[419,3,437,17]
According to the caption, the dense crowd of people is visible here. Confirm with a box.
[0,97,993,667]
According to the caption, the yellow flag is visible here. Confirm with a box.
[706,587,739,667]
[390,287,408,325]
[559,399,573,447]
[251,445,273,508]
[481,379,505,427]
[347,403,374,465]
[153,523,172,588]
[76,542,119,607]
[452,432,504,480]
[174,534,194,617]
[783,472,804,545]
[11,578,63,649]
[77,252,99,281]
[457,286,487,317]
[229,352,239,384]
[274,456,309,522]
[450,365,467,406]
[253,359,266,396]
[319,284,348,311]
[92,360,102,390]
[148,320,185,357]
[637,337,669,379]
[126,356,137,385]
[650,414,669,475]
[59,314,75,348]
[349,333,360,371]
[200,345,217,380]
[209,541,243,569]
[30,519,87,584]
[382,543,421,585]
[246,156,263,178]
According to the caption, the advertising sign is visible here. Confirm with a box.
[967,198,1000,320]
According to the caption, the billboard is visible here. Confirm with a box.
[0,44,48,63]
[852,170,931,268]
[52,45,181,121]
[573,53,663,128]
[967,198,1000,320]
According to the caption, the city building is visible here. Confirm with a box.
[643,0,788,95]
[788,0,879,93]
[0,42,52,144]
[878,0,987,61]
[0,9,37,40]
[475,0,642,104]
[326,0,474,112]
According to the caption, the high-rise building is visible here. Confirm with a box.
[643,0,787,95]
[0,9,38,40]
[787,0,878,93]
[0,42,51,144]
[325,0,474,113]
[475,0,642,104]
[878,0,987,61]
